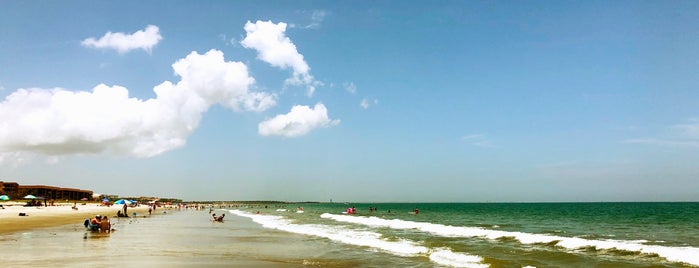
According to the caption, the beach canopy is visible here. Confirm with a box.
[114,199,132,205]
[23,195,37,199]
[80,197,88,201]
[0,195,9,201]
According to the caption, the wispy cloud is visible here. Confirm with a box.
[622,138,699,148]
[461,134,494,147]
[360,98,378,109]
[218,34,238,47]
[360,99,370,109]
[82,25,162,54]
[241,20,321,97]
[343,82,357,94]
[258,103,339,137]
[622,119,699,148]
[290,10,329,29]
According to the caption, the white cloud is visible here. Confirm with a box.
[0,49,275,158]
[82,25,162,54]
[258,103,339,137]
[360,98,378,109]
[240,20,320,97]
[360,99,370,109]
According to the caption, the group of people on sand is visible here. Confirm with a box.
[84,214,111,232]
[212,213,225,222]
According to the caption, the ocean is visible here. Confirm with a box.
[1,202,697,267]
[229,202,699,267]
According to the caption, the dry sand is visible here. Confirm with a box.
[0,202,150,234]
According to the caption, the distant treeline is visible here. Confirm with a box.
[118,197,183,203]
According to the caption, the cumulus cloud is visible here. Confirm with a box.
[82,25,162,54]
[258,103,339,137]
[240,20,320,97]
[0,49,275,158]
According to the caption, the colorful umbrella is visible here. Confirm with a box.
[0,195,9,201]
[24,195,37,199]
[114,199,132,205]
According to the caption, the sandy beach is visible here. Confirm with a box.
[0,202,150,234]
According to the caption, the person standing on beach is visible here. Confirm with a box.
[123,203,128,216]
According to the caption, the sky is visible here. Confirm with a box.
[0,1,698,202]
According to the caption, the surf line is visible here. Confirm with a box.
[320,213,699,267]
[229,210,488,268]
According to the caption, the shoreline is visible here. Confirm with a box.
[0,202,151,234]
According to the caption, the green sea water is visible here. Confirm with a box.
[231,202,699,267]
[1,203,697,267]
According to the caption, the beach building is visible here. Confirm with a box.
[0,181,92,201]
[0,181,19,195]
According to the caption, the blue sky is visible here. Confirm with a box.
[1,1,698,202]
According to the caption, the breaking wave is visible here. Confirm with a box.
[230,210,488,268]
[320,213,699,267]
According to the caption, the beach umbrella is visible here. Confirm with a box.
[0,195,9,201]
[24,195,37,199]
[114,199,132,205]
[80,197,88,201]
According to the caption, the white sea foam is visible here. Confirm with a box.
[320,213,699,267]
[430,248,490,268]
[230,210,488,267]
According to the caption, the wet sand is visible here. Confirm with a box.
[0,208,343,267]
[0,202,150,234]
